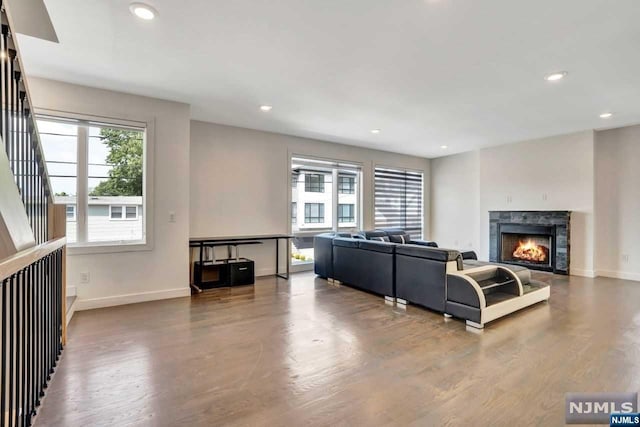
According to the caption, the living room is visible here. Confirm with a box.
[1,1,639,426]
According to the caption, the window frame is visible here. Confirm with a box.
[304,173,325,193]
[109,205,139,221]
[304,203,325,223]
[65,205,77,222]
[35,108,155,255]
[338,175,355,194]
[338,203,355,223]
[291,202,297,224]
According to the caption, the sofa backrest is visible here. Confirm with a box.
[396,244,462,271]
[358,230,390,241]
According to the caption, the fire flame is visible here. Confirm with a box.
[513,239,548,263]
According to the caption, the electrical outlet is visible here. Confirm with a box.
[169,211,176,223]
[622,254,629,263]
[542,193,548,201]
[80,272,90,284]
[506,195,513,204]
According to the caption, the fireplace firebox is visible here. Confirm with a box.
[489,211,570,275]
[498,224,555,272]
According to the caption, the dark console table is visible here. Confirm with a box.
[189,234,293,291]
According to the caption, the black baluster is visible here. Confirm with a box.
[21,270,28,427]
[2,25,8,155]
[16,272,22,427]
[25,266,35,425]
[0,24,4,146]
[1,278,7,427]
[8,275,15,427]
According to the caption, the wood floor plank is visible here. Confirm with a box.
[34,272,640,426]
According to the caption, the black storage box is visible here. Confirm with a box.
[228,258,255,286]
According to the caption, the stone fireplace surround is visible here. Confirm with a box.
[489,211,570,274]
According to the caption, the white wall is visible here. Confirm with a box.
[29,78,191,309]
[431,131,596,276]
[190,121,431,276]
[595,125,640,281]
[430,151,480,251]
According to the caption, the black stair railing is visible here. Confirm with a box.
[0,2,67,427]
[1,241,65,427]
[1,1,51,244]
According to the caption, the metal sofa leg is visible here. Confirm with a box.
[384,296,396,304]
[396,298,407,306]
[443,313,452,318]
[466,320,484,329]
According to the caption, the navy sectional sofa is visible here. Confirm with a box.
[313,229,550,329]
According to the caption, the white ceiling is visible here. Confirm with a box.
[17,0,640,158]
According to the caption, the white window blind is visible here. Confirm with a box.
[374,167,423,239]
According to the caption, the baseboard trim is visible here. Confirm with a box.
[596,270,640,282]
[66,297,77,325]
[571,269,596,278]
[75,287,191,311]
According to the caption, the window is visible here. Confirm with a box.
[291,157,361,268]
[338,175,355,194]
[37,115,146,247]
[109,205,138,220]
[304,203,324,223]
[374,167,423,239]
[66,205,76,221]
[37,120,78,243]
[338,204,354,223]
[305,174,325,193]
[291,202,297,224]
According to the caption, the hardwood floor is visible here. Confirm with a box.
[35,272,640,426]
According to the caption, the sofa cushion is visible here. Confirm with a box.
[370,235,390,242]
[388,233,412,244]
[332,237,360,248]
[358,240,396,254]
[396,245,460,262]
[411,239,439,248]
[360,230,388,240]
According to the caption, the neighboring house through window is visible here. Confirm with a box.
[304,203,324,223]
[291,202,297,224]
[110,205,139,220]
[304,173,325,193]
[37,115,147,247]
[338,204,354,223]
[66,205,76,221]
[338,175,355,194]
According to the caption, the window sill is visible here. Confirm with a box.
[67,240,152,256]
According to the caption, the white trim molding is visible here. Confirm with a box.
[75,287,190,311]
[571,269,597,278]
[596,270,640,282]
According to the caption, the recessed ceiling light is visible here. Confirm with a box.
[371,129,381,134]
[129,3,157,20]
[440,145,448,149]
[260,105,273,112]
[599,112,613,119]
[545,71,567,82]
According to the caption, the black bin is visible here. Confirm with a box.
[228,258,255,286]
